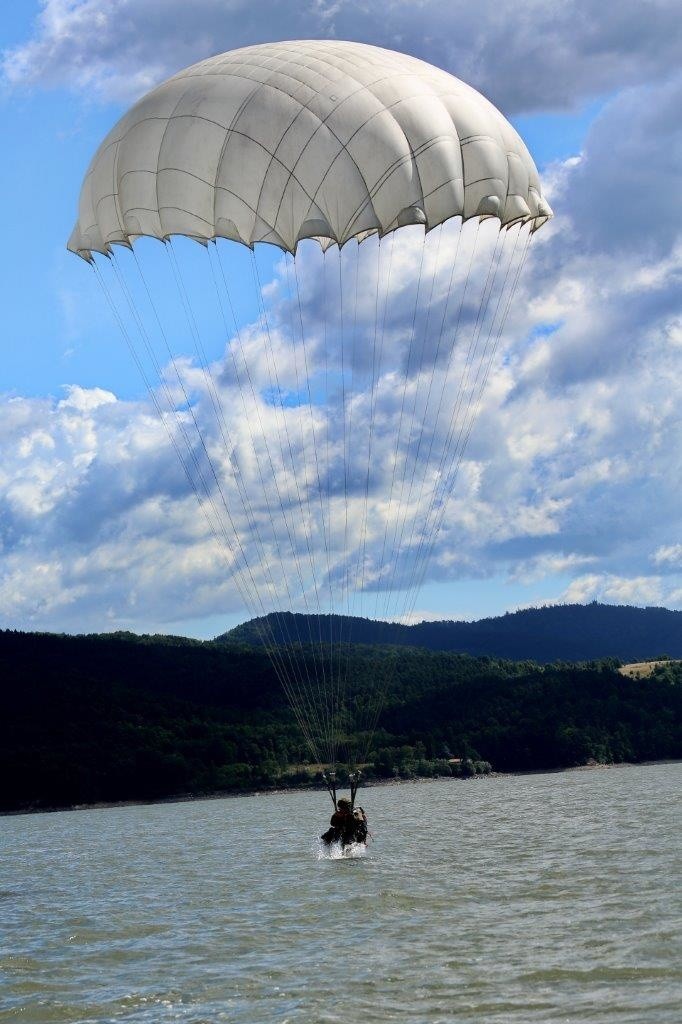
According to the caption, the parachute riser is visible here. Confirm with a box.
[322,771,337,809]
[322,769,361,810]
[349,770,362,811]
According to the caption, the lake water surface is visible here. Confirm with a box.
[2,763,681,1023]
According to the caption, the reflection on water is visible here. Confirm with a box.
[1,763,681,1023]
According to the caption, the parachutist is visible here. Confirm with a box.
[320,797,369,849]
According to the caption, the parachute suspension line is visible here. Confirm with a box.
[335,241,361,769]
[321,249,335,758]
[355,221,478,763]
[451,227,527,459]
[91,262,220,550]
[327,250,342,769]
[431,227,533,551]
[365,225,434,748]
[238,249,316,643]
[359,220,510,764]
[164,243,327,770]
[404,224,503,567]
[352,238,381,626]
[383,224,447,620]
[122,247,323,765]
[402,224,532,624]
[351,228,427,749]
[391,229,513,639]
[209,245,330,761]
[162,241,324,751]
[321,248,338,768]
[334,244,348,769]
[356,234,395,614]
[248,247,336,766]
[366,233,402,757]
[327,201,342,772]
[247,249,335,760]
[337,247,349,627]
[386,224,508,640]
[383,221,503,625]
[91,261,318,761]
[108,250,270,620]
[338,243,360,666]
[327,199,342,771]
[390,231,531,684]
[350,230,402,760]
[380,219,463,624]
[292,256,335,611]
[343,235,384,763]
[381,219,479,629]
[99,257,269,647]
[279,253,334,718]
[205,244,332,762]
[291,256,340,761]
[356,224,450,759]
[373,225,441,624]
[274,253,333,770]
[279,239,336,765]
[318,251,338,765]
[138,245,287,640]
[219,241,327,729]
[434,230,534,564]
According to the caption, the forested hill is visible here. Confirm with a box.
[2,627,681,813]
[220,603,682,662]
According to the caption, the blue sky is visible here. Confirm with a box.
[1,1,681,637]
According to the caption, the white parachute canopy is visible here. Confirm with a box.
[69,40,552,773]
[69,39,551,259]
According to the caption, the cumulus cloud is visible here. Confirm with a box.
[560,573,682,608]
[3,0,682,112]
[0,384,234,629]
[653,544,682,569]
[567,73,682,256]
[3,129,681,634]
[2,2,681,634]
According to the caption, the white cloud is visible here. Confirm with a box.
[2,154,681,632]
[59,383,116,412]
[511,553,597,585]
[1,2,681,634]
[4,0,682,112]
[559,573,682,608]
[653,544,682,569]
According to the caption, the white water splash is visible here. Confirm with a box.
[317,840,368,861]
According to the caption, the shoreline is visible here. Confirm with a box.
[3,759,680,819]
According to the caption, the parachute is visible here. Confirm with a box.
[69,40,552,778]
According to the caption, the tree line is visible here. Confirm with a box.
[1,628,680,812]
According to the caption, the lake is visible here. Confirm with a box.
[1,763,681,1023]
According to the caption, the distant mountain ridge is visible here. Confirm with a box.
[218,602,682,663]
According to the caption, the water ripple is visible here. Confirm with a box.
[1,763,680,1023]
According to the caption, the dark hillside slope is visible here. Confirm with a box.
[1,628,681,812]
[220,603,682,662]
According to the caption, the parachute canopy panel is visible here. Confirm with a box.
[68,40,552,259]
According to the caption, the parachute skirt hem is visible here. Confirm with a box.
[68,206,550,262]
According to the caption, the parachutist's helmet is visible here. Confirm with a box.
[337,797,352,809]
